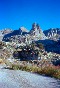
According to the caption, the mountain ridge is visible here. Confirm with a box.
[0,23,60,42]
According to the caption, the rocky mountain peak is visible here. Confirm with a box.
[32,23,41,31]
[29,23,46,40]
[30,23,41,34]
[36,24,40,29]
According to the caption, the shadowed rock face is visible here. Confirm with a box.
[0,29,12,41]
[43,28,60,39]
[2,28,28,41]
[36,39,60,54]
[2,30,20,42]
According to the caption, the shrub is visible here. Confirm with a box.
[5,60,60,79]
[37,43,44,49]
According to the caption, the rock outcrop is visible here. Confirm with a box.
[19,27,29,35]
[29,23,46,40]
[43,28,60,40]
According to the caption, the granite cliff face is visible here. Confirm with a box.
[19,27,29,35]
[29,23,46,40]
[43,28,60,40]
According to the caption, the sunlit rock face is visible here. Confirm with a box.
[19,27,29,35]
[29,23,46,40]
[2,28,12,35]
[43,28,60,40]
[0,31,3,41]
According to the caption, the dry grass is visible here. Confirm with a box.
[0,59,4,64]
[4,60,60,79]
[11,64,60,79]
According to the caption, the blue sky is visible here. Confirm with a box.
[0,0,60,30]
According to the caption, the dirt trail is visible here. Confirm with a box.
[0,64,60,88]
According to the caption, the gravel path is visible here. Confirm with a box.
[0,64,60,88]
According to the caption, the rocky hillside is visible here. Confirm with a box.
[2,27,29,41]
[43,28,60,40]
[0,28,12,41]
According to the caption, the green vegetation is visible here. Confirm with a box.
[37,43,44,49]
[5,60,60,79]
